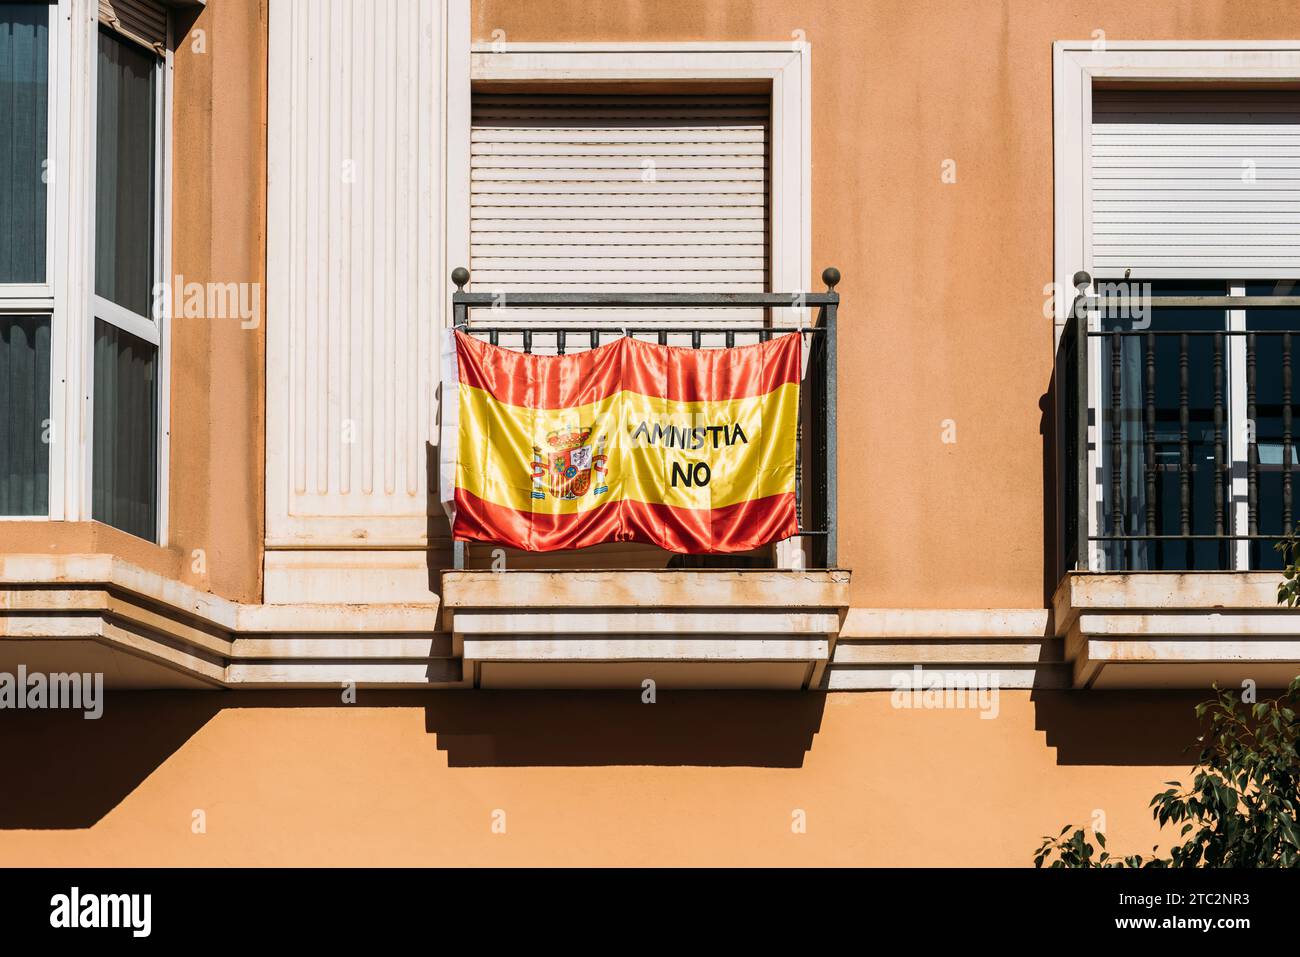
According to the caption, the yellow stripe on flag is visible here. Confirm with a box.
[456,382,798,515]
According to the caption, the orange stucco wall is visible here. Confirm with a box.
[165,0,268,603]
[0,689,1203,866]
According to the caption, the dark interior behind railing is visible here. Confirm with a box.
[1064,272,1300,572]
[447,266,840,570]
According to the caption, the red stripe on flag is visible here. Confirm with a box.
[454,330,801,409]
[453,488,799,554]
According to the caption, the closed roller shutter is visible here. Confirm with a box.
[470,92,770,322]
[1091,89,1300,279]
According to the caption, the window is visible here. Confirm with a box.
[458,44,811,318]
[458,47,812,570]
[92,318,157,539]
[468,90,770,323]
[96,27,157,316]
[0,2,48,285]
[1091,86,1300,570]
[1098,280,1300,572]
[1245,280,1300,569]
[1100,282,1232,571]
[0,2,167,536]
[0,2,52,516]
[1,314,51,515]
[92,25,162,541]
[1055,46,1300,573]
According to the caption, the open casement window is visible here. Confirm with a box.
[1085,88,1300,571]
[0,0,168,534]
[464,87,783,569]
[91,19,163,541]
[0,3,53,516]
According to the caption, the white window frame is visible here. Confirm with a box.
[0,1,57,302]
[456,41,813,306]
[0,0,63,520]
[1053,41,1300,571]
[86,13,171,543]
[0,0,172,542]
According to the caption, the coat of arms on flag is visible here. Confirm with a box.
[533,426,609,501]
[440,329,800,553]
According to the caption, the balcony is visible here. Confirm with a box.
[0,272,848,693]
[437,267,849,689]
[1055,273,1300,687]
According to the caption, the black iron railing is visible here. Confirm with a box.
[1063,271,1300,572]
[448,266,840,570]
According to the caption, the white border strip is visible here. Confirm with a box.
[438,327,461,520]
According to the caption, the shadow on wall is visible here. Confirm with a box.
[1035,334,1209,767]
[0,689,827,830]
[1039,386,1058,606]
[424,690,828,767]
[0,687,1218,830]
[0,692,222,830]
[1043,318,1072,603]
[1031,690,1207,766]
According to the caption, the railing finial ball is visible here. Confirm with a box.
[451,266,470,291]
[822,266,841,291]
[1072,270,1092,293]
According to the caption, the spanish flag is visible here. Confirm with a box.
[440,329,800,553]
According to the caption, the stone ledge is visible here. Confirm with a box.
[0,554,453,689]
[442,569,849,690]
[1053,572,1300,689]
[441,568,850,612]
[827,666,1072,691]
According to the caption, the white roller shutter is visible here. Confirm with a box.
[1091,89,1300,279]
[469,92,770,322]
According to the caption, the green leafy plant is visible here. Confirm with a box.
[1034,825,1154,869]
[1034,675,1300,868]
[1277,532,1300,607]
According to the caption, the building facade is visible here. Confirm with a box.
[2,0,1300,865]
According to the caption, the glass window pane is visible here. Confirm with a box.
[95,29,156,316]
[1245,280,1300,569]
[0,4,49,284]
[92,318,157,540]
[1100,280,1231,571]
[0,314,50,514]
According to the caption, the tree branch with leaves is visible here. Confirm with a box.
[1034,676,1300,868]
